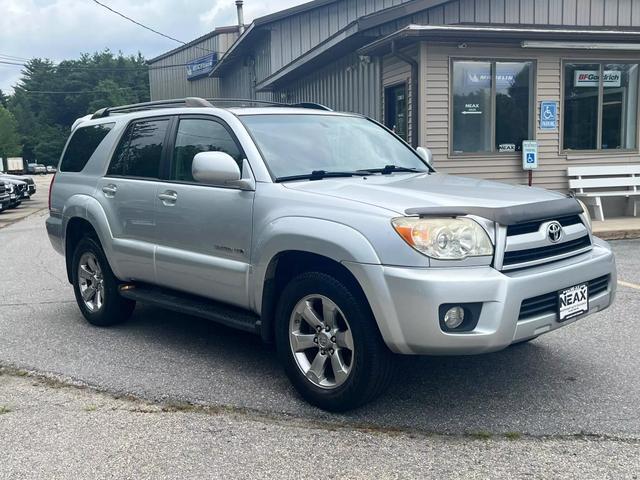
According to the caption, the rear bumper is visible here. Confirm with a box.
[46,215,64,255]
[345,238,616,355]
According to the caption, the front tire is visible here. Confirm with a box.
[275,271,395,411]
[71,236,135,327]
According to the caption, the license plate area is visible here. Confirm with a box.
[558,283,589,322]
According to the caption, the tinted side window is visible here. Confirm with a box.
[108,119,168,178]
[60,123,115,172]
[172,119,242,182]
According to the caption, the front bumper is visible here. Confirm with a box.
[345,238,617,355]
[0,193,9,210]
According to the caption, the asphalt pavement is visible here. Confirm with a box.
[0,193,639,478]
[1,371,638,480]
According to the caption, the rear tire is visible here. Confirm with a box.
[275,271,395,412]
[71,236,135,327]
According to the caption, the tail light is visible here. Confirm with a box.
[48,173,56,212]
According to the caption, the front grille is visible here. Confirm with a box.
[503,235,591,268]
[507,215,583,236]
[518,275,610,321]
[16,183,25,192]
[0,184,5,195]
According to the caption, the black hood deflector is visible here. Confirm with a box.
[405,198,583,225]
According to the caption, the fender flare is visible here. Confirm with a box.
[251,216,381,314]
[62,194,124,279]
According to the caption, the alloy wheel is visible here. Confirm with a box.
[289,294,355,389]
[77,252,105,313]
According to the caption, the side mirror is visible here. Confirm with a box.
[416,146,433,166]
[192,151,241,185]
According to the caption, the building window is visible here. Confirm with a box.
[563,62,639,151]
[451,60,534,155]
[384,84,408,141]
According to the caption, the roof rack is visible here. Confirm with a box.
[91,97,332,119]
[206,98,332,111]
[92,97,213,119]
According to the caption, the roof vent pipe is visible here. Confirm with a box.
[236,1,245,34]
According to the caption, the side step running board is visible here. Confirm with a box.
[119,284,261,334]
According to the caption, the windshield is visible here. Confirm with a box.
[240,114,430,180]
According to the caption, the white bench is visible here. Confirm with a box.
[567,165,640,221]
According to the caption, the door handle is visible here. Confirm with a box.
[158,190,178,205]
[102,184,117,197]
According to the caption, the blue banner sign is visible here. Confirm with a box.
[540,101,558,130]
[187,53,217,80]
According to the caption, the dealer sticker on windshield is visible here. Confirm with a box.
[558,283,589,322]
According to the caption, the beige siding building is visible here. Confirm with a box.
[148,0,640,215]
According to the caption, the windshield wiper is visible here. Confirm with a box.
[275,170,370,182]
[358,165,426,175]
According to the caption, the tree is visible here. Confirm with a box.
[0,90,8,108]
[7,51,149,164]
[0,107,21,158]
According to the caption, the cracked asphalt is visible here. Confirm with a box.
[0,185,638,478]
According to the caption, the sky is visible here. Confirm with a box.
[0,0,306,93]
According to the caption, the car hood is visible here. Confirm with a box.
[0,177,27,186]
[1,174,33,184]
[283,172,566,215]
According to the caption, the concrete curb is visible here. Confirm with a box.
[594,230,640,241]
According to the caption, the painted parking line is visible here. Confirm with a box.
[619,280,640,291]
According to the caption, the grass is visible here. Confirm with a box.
[83,405,97,412]
[0,405,12,415]
[505,432,522,440]
[469,431,492,440]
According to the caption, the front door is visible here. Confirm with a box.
[96,117,170,283]
[385,84,408,141]
[153,116,254,308]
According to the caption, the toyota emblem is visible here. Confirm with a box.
[547,221,563,243]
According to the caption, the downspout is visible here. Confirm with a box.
[390,40,419,148]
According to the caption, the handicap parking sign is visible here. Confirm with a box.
[540,101,557,130]
[522,141,538,170]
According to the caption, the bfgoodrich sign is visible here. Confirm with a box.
[574,70,622,88]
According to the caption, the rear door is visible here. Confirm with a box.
[96,117,171,283]
[153,115,254,308]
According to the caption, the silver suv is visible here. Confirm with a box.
[47,98,617,411]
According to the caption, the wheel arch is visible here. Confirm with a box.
[259,250,378,344]
[62,195,120,283]
[252,218,382,343]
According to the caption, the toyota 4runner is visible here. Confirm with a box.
[47,98,617,411]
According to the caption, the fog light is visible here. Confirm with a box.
[444,306,465,329]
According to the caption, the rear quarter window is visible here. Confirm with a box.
[60,123,115,172]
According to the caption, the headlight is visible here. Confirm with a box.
[576,199,592,232]
[392,217,493,260]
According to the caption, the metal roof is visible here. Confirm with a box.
[358,24,640,54]
[210,0,452,77]
[147,25,240,64]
